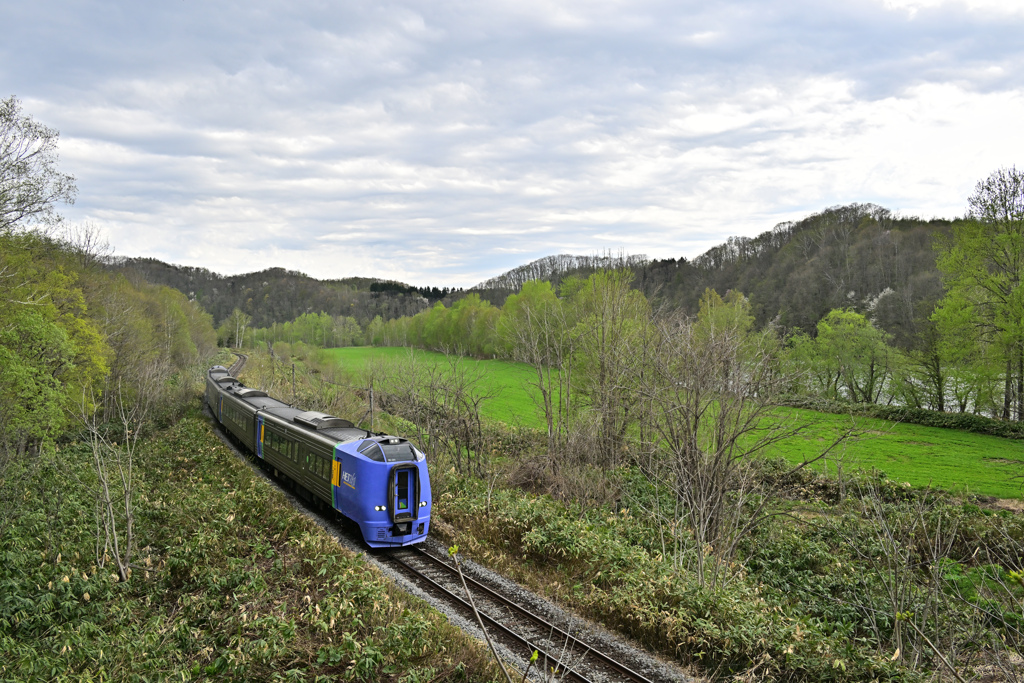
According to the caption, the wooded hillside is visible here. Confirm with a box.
[111,203,954,351]
[474,203,952,348]
[108,259,439,329]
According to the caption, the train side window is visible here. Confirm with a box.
[358,442,385,462]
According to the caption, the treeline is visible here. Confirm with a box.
[475,204,950,340]
[235,193,1021,422]
[114,204,958,369]
[0,227,218,459]
[361,179,1024,422]
[474,251,647,294]
[109,259,440,328]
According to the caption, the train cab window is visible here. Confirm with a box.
[357,441,385,462]
[382,443,416,463]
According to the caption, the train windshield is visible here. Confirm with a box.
[381,443,417,462]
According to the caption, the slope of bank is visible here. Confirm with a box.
[0,404,501,682]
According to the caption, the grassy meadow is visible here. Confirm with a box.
[326,346,1024,499]
[321,346,552,428]
[772,406,1024,499]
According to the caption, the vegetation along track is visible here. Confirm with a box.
[215,350,683,682]
[379,546,661,683]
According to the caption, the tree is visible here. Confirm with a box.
[790,309,897,403]
[936,167,1024,420]
[565,270,652,467]
[0,96,77,232]
[223,308,252,349]
[497,280,566,452]
[637,305,822,589]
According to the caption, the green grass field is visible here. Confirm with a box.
[321,346,552,428]
[324,347,1024,499]
[769,407,1024,499]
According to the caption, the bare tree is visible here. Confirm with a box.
[497,280,581,457]
[636,309,848,589]
[373,349,496,477]
[0,96,77,233]
[78,363,164,582]
[224,308,252,349]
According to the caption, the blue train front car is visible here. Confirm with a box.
[334,436,431,547]
[206,366,430,549]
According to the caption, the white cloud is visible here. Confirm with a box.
[882,0,1024,16]
[2,0,1023,287]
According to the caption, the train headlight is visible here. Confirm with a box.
[374,505,387,512]
[420,501,427,507]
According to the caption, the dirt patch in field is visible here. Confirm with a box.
[990,498,1024,514]
[983,457,1024,465]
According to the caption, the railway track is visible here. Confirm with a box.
[228,352,247,376]
[380,546,660,683]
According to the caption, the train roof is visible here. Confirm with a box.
[259,404,370,443]
[210,366,371,444]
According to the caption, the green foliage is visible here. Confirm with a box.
[376,294,500,357]
[436,476,912,681]
[789,308,898,404]
[248,310,365,350]
[0,410,501,682]
[934,167,1024,420]
[0,231,107,450]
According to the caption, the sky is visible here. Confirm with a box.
[2,0,1023,288]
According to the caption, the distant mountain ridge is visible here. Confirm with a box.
[107,258,437,328]
[111,203,956,346]
[471,203,954,345]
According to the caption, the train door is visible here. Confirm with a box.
[331,457,341,510]
[256,415,265,459]
[388,464,420,536]
[218,396,223,422]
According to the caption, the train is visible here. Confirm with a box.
[205,364,431,548]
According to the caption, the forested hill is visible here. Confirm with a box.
[472,203,955,346]
[107,258,446,328]
[650,203,952,344]
[113,203,954,344]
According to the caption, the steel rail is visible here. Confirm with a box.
[228,352,248,376]
[411,547,655,683]
[385,550,599,683]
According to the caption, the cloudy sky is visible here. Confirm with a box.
[2,0,1023,287]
